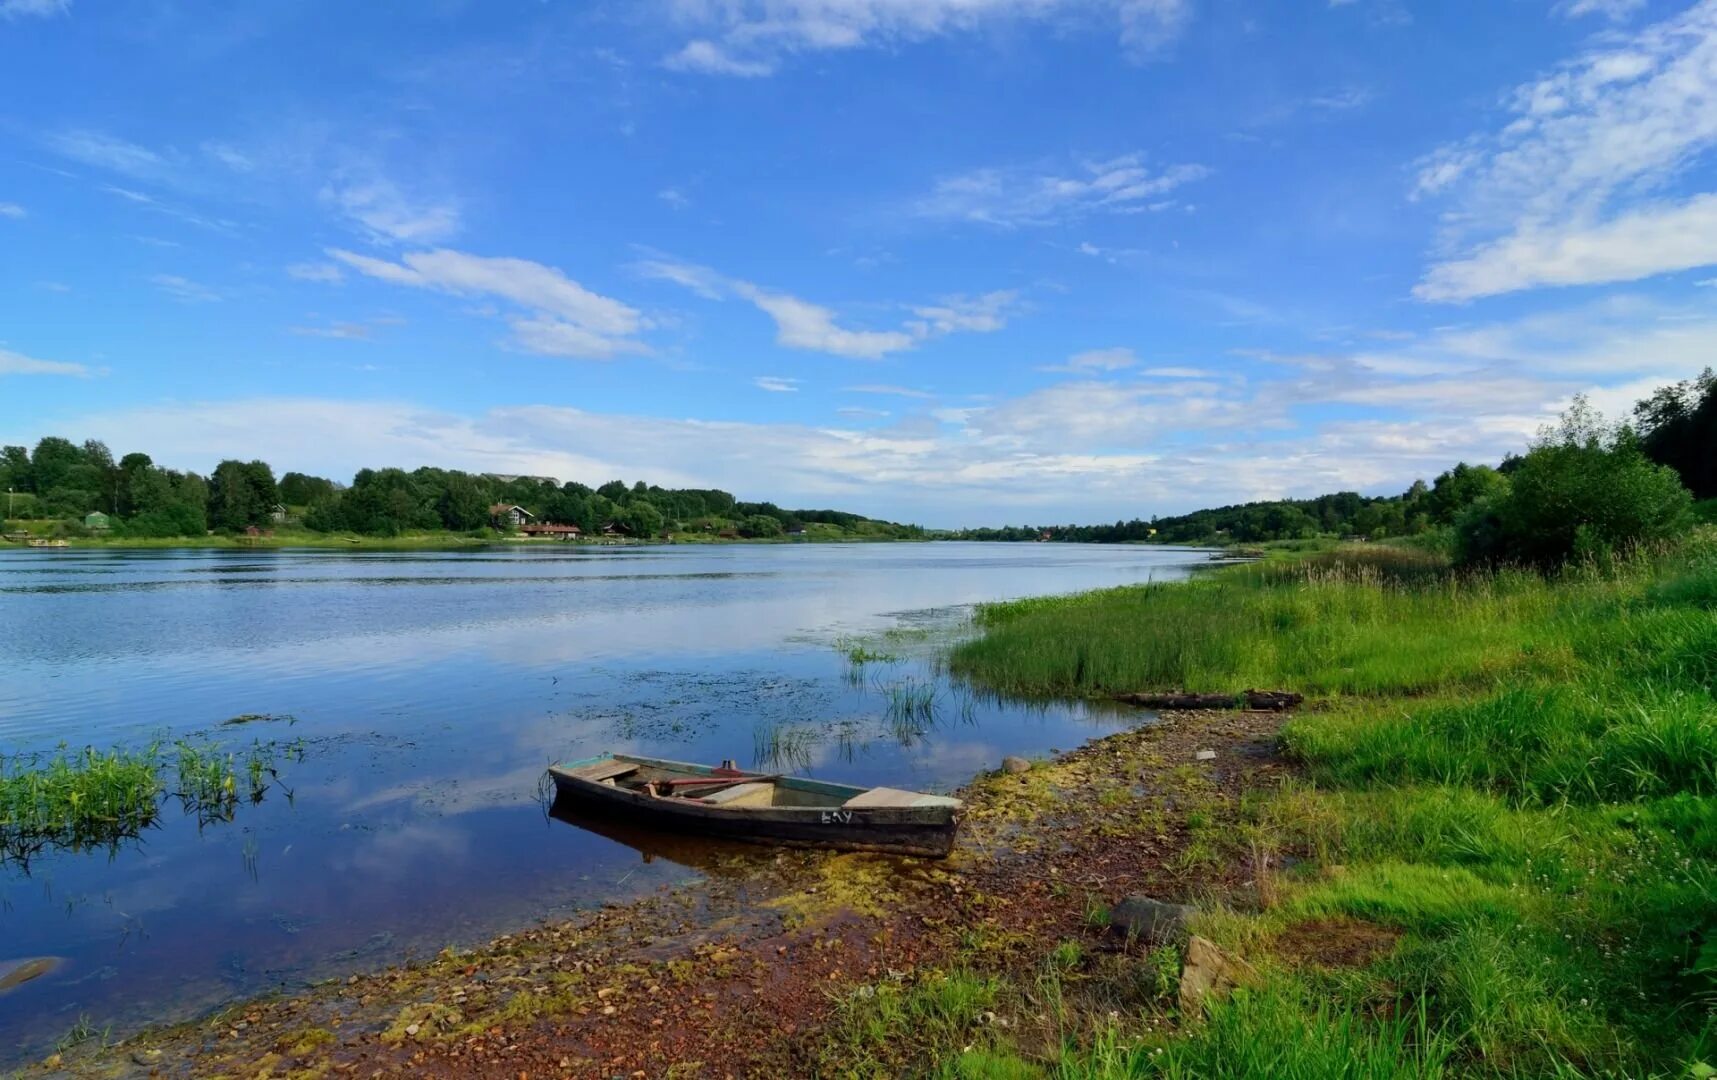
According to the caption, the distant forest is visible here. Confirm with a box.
[955,370,1717,544]
[0,445,921,541]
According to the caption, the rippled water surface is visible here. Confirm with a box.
[0,542,1206,1056]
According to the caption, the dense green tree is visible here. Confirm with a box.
[1634,367,1717,499]
[208,459,277,530]
[30,437,82,495]
[1457,399,1693,568]
[739,514,784,538]
[279,471,336,507]
[435,472,490,531]
[0,445,30,492]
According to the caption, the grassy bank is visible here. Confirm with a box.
[943,540,1716,1077]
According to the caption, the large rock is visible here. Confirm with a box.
[0,957,62,993]
[1109,896,1195,945]
[1178,935,1260,1017]
[1000,756,1032,775]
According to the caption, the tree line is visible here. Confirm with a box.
[954,370,1717,555]
[0,444,921,541]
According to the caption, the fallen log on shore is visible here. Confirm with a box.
[1115,690,1304,711]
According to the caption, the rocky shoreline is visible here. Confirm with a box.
[31,706,1297,1079]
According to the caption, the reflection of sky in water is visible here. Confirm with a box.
[0,542,1204,1059]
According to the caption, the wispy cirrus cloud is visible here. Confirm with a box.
[754,375,800,392]
[915,153,1208,227]
[0,202,24,219]
[150,274,222,304]
[329,247,648,360]
[321,175,460,244]
[0,347,89,377]
[1,0,70,21]
[1414,0,1717,301]
[638,256,1021,360]
[1038,347,1138,373]
[662,0,1193,78]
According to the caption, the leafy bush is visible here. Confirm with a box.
[1457,399,1692,569]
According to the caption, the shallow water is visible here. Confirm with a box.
[0,541,1204,1057]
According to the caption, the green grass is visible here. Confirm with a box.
[936,537,1717,1078]
[1,738,290,865]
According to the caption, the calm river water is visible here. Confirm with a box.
[0,542,1206,1057]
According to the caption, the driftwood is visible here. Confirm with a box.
[1115,690,1303,712]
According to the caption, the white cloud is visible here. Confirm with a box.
[48,129,168,180]
[1415,0,1717,299]
[662,0,1194,77]
[287,261,345,284]
[1,0,69,20]
[664,40,775,76]
[1417,194,1717,300]
[641,257,1013,359]
[329,247,648,359]
[0,347,89,378]
[1142,366,1212,377]
[290,322,373,341]
[1557,0,1646,19]
[907,291,1022,335]
[657,187,691,209]
[321,177,460,244]
[0,202,23,218]
[149,274,222,303]
[754,376,800,392]
[844,384,935,398]
[837,406,890,418]
[916,153,1208,227]
[732,282,915,359]
[1039,346,1138,373]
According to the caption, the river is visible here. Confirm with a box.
[0,541,1207,1058]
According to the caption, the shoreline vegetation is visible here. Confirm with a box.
[23,536,1715,1077]
[10,390,1716,1076]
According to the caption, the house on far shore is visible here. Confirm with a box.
[490,503,534,529]
[519,522,582,541]
[600,520,629,537]
[785,526,807,537]
[269,503,289,524]
[83,511,112,532]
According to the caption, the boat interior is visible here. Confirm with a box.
[561,756,959,812]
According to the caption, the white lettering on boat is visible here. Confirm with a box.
[820,810,853,825]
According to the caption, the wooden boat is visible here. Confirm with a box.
[547,753,962,858]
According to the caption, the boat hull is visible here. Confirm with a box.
[547,758,961,858]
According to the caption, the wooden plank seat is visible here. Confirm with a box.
[842,787,961,810]
[701,781,777,808]
[568,759,640,783]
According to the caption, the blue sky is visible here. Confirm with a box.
[4,0,1717,526]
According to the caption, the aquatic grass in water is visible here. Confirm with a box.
[0,738,290,866]
[0,746,164,862]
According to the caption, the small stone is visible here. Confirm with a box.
[1001,756,1031,775]
[1178,935,1260,1017]
[601,1005,617,1016]
[1110,896,1196,945]
[131,1048,163,1066]
[1194,749,1217,762]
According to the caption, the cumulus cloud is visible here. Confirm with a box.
[1415,0,1717,300]
[330,247,648,360]
[916,153,1208,227]
[661,0,1193,77]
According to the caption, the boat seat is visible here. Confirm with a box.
[842,787,962,810]
[702,782,776,807]
[568,760,640,783]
